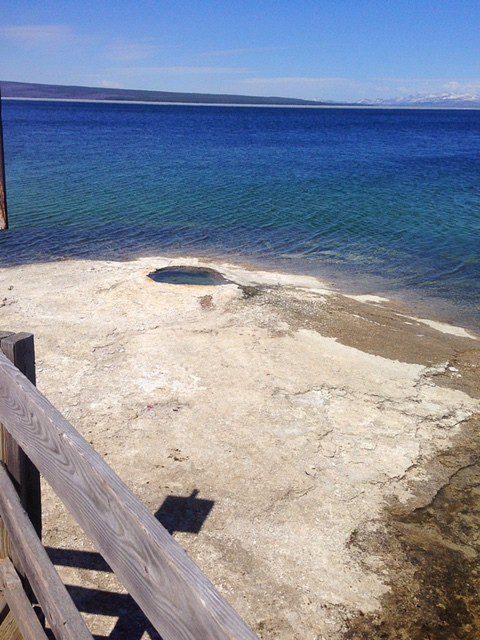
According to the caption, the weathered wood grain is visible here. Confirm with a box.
[0,559,48,640]
[0,610,23,640]
[0,353,258,640]
[0,89,8,231]
[0,464,93,640]
[0,333,15,561]
[0,334,41,541]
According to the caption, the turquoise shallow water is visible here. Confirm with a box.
[1,100,479,326]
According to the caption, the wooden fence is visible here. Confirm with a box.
[0,331,258,639]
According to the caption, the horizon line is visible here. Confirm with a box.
[4,97,480,111]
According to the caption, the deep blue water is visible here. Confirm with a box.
[1,100,479,326]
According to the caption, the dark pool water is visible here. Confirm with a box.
[148,266,230,285]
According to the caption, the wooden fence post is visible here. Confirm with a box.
[0,87,8,231]
[0,332,41,560]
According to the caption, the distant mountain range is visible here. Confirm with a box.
[0,80,323,106]
[1,81,479,109]
[358,92,480,108]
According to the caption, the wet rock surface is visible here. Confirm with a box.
[345,417,480,640]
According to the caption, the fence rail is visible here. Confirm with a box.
[0,332,257,639]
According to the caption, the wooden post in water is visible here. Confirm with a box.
[0,88,8,231]
[0,333,41,562]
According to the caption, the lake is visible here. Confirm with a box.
[2,100,479,326]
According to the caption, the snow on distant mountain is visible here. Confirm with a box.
[357,92,480,108]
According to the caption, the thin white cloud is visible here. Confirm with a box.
[104,41,159,63]
[239,76,364,98]
[199,46,286,58]
[118,66,250,75]
[242,77,359,87]
[442,80,480,93]
[0,24,75,45]
[237,76,480,100]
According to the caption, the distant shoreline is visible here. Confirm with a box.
[4,97,480,110]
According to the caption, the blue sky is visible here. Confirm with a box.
[1,1,479,101]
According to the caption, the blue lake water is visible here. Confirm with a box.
[1,100,479,326]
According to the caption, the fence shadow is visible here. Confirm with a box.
[46,490,214,640]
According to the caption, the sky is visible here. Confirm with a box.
[1,0,479,102]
